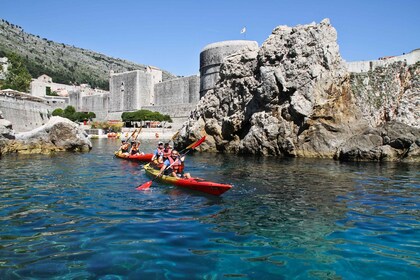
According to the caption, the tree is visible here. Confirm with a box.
[52,108,63,116]
[62,105,76,121]
[1,53,32,92]
[121,109,172,122]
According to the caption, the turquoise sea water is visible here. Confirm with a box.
[0,138,419,279]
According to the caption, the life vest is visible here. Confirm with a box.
[162,148,172,159]
[168,156,182,173]
[131,146,139,155]
[121,144,129,153]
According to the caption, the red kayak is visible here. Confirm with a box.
[114,151,153,162]
[143,163,232,196]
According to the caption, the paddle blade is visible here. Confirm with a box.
[136,181,152,190]
[190,136,206,150]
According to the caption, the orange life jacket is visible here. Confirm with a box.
[163,148,172,159]
[168,156,182,173]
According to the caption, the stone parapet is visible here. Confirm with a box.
[346,49,420,73]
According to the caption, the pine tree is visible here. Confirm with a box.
[1,53,32,92]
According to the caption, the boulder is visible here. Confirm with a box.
[1,116,91,155]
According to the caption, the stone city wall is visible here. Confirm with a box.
[346,49,420,73]
[154,75,199,105]
[0,91,50,132]
[80,93,109,120]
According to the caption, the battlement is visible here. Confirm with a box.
[346,49,420,73]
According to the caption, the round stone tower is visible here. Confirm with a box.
[199,40,258,98]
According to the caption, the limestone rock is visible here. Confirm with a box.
[336,122,420,162]
[1,116,91,155]
[15,116,92,152]
[177,19,419,162]
[0,110,15,141]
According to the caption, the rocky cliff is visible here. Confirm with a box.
[0,115,91,155]
[177,19,419,162]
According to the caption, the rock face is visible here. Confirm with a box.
[177,19,419,162]
[0,116,92,155]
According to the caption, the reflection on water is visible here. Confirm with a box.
[0,139,419,279]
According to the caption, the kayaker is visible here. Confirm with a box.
[159,150,191,179]
[130,141,144,155]
[151,141,164,163]
[162,142,172,161]
[119,140,130,155]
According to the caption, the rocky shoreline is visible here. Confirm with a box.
[175,19,419,162]
[0,113,91,156]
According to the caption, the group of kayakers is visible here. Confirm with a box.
[119,140,144,156]
[151,141,191,179]
[118,140,191,179]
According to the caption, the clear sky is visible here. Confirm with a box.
[1,0,419,76]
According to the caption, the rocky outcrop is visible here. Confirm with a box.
[0,116,91,155]
[335,122,420,161]
[0,110,15,140]
[177,19,419,162]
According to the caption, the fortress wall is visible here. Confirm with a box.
[346,49,420,73]
[81,93,109,120]
[68,91,81,111]
[109,71,136,112]
[109,70,153,113]
[137,72,154,108]
[0,94,50,132]
[154,75,199,106]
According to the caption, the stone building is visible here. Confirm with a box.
[30,74,74,97]
[107,67,199,127]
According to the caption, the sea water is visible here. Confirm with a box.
[0,139,419,279]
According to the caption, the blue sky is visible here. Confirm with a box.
[1,0,419,76]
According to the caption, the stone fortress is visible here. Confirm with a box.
[0,39,419,133]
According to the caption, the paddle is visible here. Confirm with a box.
[126,128,139,142]
[134,127,143,141]
[136,135,206,190]
[180,134,207,153]
[171,131,179,141]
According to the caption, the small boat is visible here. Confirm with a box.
[143,163,232,196]
[107,132,119,138]
[114,151,153,162]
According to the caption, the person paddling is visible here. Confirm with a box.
[159,150,191,179]
[119,140,130,155]
[151,141,164,163]
[129,141,144,155]
[162,142,172,161]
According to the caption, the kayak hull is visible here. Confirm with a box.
[144,163,232,196]
[115,152,153,162]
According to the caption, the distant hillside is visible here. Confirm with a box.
[0,19,175,90]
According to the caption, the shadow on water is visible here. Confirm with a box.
[0,139,419,279]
